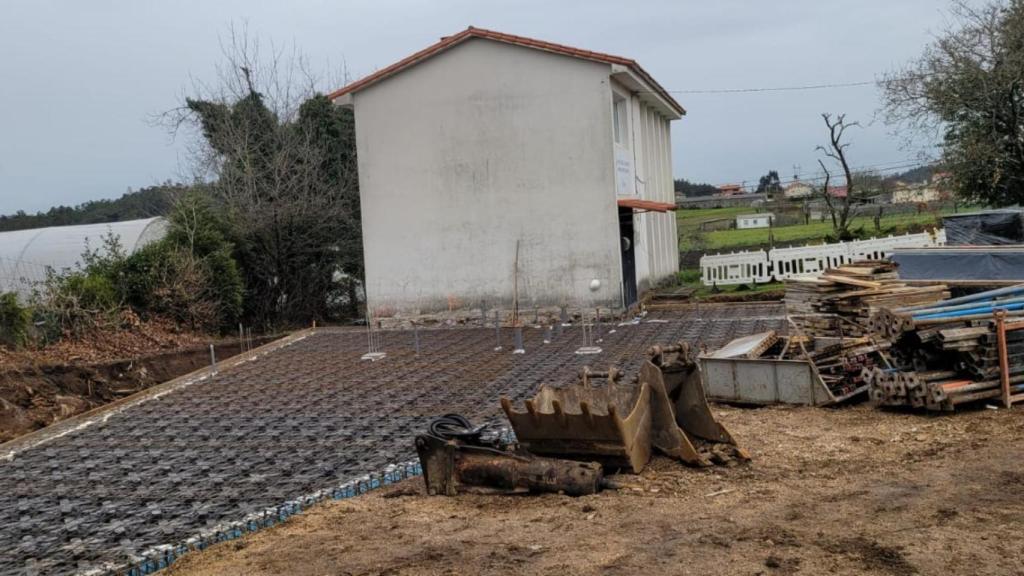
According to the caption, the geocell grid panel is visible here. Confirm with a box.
[0,304,785,575]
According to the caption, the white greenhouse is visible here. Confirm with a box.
[0,217,168,298]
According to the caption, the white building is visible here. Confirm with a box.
[330,27,683,313]
[736,213,774,229]
[892,185,944,204]
[783,181,814,199]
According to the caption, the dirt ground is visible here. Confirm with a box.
[168,404,1024,576]
[0,337,276,442]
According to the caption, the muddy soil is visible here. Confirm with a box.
[0,338,276,443]
[168,404,1024,576]
[699,290,786,303]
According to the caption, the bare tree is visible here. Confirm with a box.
[160,26,362,327]
[816,113,860,238]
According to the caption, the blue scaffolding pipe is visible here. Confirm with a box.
[909,295,1024,317]
[897,283,1024,313]
[914,301,1024,320]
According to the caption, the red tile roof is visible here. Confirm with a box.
[328,26,685,115]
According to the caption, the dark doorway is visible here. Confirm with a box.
[618,206,637,307]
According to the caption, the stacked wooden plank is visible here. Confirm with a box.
[866,284,1024,411]
[779,261,952,401]
[785,261,950,338]
[801,336,889,398]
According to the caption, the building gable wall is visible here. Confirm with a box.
[353,38,622,312]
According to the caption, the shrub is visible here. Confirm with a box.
[62,272,118,312]
[31,269,119,339]
[0,292,31,349]
[678,268,702,285]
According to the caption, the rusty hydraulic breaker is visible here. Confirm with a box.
[415,414,608,496]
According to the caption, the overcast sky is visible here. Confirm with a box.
[0,0,964,214]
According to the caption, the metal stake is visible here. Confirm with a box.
[494,310,502,351]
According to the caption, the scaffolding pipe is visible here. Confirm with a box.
[897,283,1024,313]
[914,301,1024,320]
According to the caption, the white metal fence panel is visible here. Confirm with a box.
[699,250,771,285]
[770,241,851,281]
[700,229,946,285]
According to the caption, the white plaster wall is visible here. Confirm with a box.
[352,38,621,313]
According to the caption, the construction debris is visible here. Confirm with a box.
[704,330,779,359]
[781,260,1024,412]
[866,284,1024,411]
[771,261,952,402]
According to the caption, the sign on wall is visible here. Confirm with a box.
[615,147,634,196]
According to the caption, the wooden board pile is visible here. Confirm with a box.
[785,261,950,338]
[798,336,890,399]
[781,261,952,401]
[865,284,1024,411]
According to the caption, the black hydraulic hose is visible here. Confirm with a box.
[427,413,486,443]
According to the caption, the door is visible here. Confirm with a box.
[619,206,637,307]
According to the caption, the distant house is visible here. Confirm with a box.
[329,27,683,312]
[736,213,774,229]
[828,186,848,199]
[892,184,946,204]
[783,181,814,199]
[717,184,745,196]
[891,171,952,204]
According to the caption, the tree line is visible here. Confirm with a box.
[0,184,184,232]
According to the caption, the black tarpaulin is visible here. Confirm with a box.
[942,210,1024,245]
[893,247,1024,281]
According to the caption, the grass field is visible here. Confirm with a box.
[676,267,783,296]
[678,207,957,251]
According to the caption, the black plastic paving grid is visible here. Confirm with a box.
[0,304,785,575]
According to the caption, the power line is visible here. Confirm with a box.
[703,162,936,194]
[664,80,878,95]
[772,162,933,188]
[718,158,933,190]
[709,158,937,191]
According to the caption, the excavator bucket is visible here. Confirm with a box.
[500,368,653,473]
[644,342,749,466]
[500,342,747,473]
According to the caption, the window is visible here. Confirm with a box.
[613,93,628,146]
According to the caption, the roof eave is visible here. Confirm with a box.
[328,27,687,118]
[610,64,685,119]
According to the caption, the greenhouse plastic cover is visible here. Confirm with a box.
[942,209,1024,245]
[0,217,167,297]
[892,247,1024,281]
